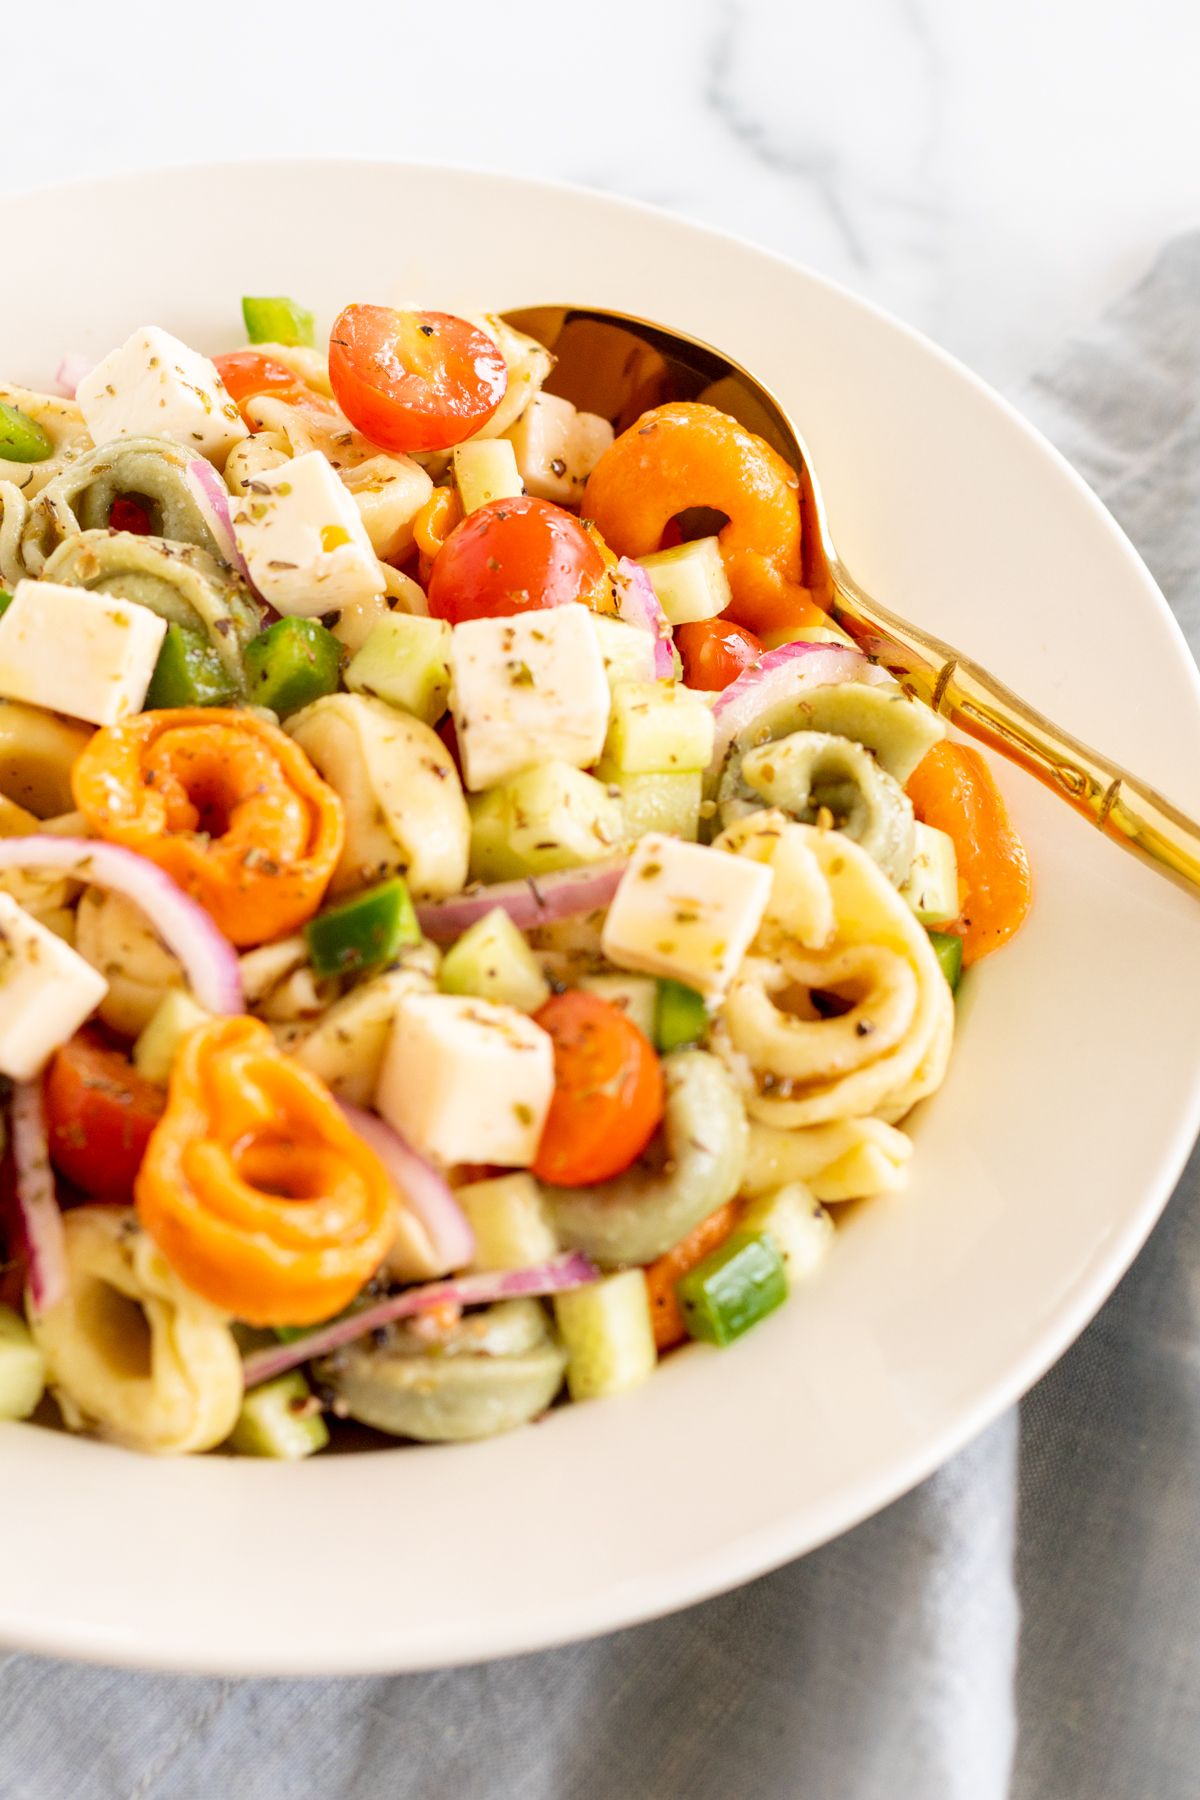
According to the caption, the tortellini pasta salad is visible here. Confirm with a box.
[0,295,1031,1458]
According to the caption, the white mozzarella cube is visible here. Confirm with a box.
[450,602,611,792]
[0,581,166,725]
[377,992,555,1168]
[505,393,613,507]
[76,325,248,464]
[231,450,386,617]
[601,833,774,998]
[0,892,108,1079]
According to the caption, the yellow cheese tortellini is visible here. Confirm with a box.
[287,693,470,899]
[711,813,954,1128]
[30,1207,243,1455]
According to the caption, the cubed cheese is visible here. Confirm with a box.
[0,581,166,725]
[76,325,248,464]
[377,992,555,1167]
[0,892,108,1079]
[601,833,773,997]
[504,393,613,507]
[450,602,611,792]
[231,450,386,617]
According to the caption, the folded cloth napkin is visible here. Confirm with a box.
[2,236,1199,1800]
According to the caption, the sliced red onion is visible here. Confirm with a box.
[10,1083,67,1315]
[416,861,626,942]
[54,354,94,400]
[338,1102,473,1274]
[242,1251,598,1387]
[616,557,675,679]
[0,838,243,1016]
[186,458,254,584]
[709,640,895,772]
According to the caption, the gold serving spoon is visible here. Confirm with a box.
[503,305,1200,899]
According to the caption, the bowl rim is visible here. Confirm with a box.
[2,154,1199,1676]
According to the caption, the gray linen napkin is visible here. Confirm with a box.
[2,236,1198,1800]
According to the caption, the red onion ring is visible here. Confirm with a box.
[709,640,894,772]
[10,1082,66,1315]
[616,557,675,678]
[54,354,94,400]
[416,861,626,942]
[0,838,243,1016]
[242,1251,598,1387]
[338,1102,474,1275]
[185,458,254,585]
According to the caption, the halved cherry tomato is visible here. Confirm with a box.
[427,495,608,623]
[532,991,665,1188]
[43,1030,166,1200]
[328,306,507,454]
[212,350,317,428]
[906,741,1032,965]
[675,618,764,690]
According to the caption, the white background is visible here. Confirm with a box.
[5,0,1199,389]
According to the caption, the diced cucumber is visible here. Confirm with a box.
[595,757,702,843]
[439,907,550,1013]
[452,439,525,514]
[900,822,959,924]
[457,1172,559,1271]
[229,1370,329,1458]
[468,762,624,883]
[553,1269,657,1401]
[927,928,964,993]
[639,536,732,626]
[242,295,316,348]
[0,1303,46,1420]
[575,972,658,1040]
[133,989,211,1084]
[0,590,13,616]
[739,1183,834,1284]
[676,1231,787,1347]
[604,680,715,774]
[587,614,658,689]
[344,612,453,725]
[654,978,708,1053]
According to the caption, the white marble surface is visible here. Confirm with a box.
[7,0,1199,389]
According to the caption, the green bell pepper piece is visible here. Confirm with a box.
[146,623,238,709]
[654,978,708,1053]
[304,876,420,979]
[927,928,963,994]
[676,1230,788,1348]
[0,401,52,464]
[241,296,316,348]
[243,616,342,717]
[0,590,11,617]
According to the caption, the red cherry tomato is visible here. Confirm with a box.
[43,1031,166,1200]
[328,306,507,454]
[212,350,319,428]
[427,495,607,623]
[532,991,665,1188]
[674,618,764,690]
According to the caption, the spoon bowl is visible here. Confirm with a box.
[504,304,1200,900]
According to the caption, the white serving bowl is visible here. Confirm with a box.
[1,159,1198,1676]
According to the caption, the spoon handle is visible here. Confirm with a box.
[828,564,1200,898]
